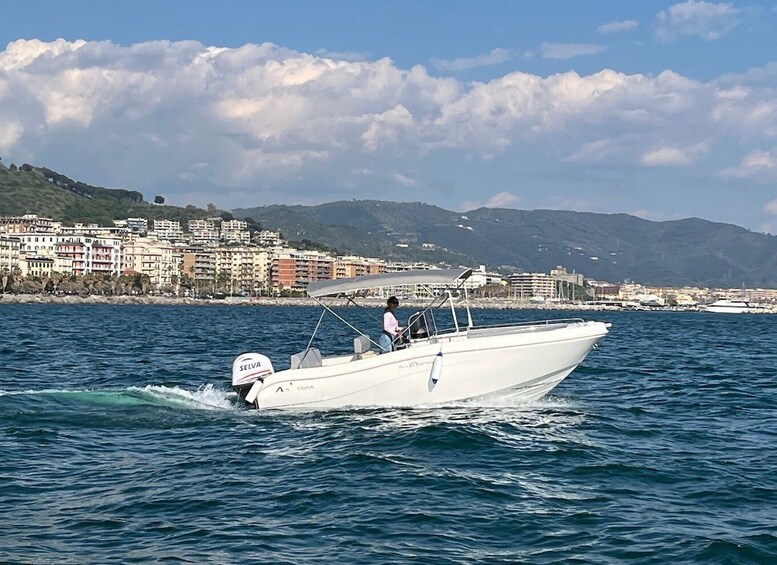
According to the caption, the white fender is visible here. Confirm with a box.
[245,380,264,405]
[430,351,443,384]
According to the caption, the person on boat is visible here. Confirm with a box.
[379,296,404,353]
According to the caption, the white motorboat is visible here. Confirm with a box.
[232,268,610,409]
[701,299,751,314]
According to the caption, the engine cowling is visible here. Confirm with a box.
[232,353,274,403]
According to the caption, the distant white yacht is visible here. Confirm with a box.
[702,299,751,314]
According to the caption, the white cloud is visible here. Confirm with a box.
[640,142,709,166]
[763,198,777,215]
[485,192,520,208]
[0,38,776,207]
[721,149,777,180]
[458,192,521,210]
[431,48,516,72]
[314,48,369,61]
[567,139,618,163]
[540,43,606,59]
[0,121,24,153]
[655,0,740,42]
[392,172,419,187]
[598,20,639,33]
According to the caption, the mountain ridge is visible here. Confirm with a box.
[235,200,777,287]
[1,162,774,287]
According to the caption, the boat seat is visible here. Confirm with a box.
[352,335,377,360]
[290,348,323,370]
[353,335,371,355]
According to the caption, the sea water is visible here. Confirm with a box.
[1,305,775,563]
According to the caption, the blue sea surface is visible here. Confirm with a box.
[1,304,776,563]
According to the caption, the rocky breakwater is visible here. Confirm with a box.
[0,293,201,305]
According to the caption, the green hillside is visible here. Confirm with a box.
[237,202,475,266]
[4,161,777,287]
[237,200,777,287]
[0,162,217,225]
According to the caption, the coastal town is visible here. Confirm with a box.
[1,212,776,310]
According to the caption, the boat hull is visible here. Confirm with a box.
[702,306,750,314]
[245,321,608,409]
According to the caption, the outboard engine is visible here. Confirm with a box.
[232,353,274,404]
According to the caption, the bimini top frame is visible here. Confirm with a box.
[300,268,475,358]
[306,268,473,298]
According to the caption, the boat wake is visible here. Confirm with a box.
[0,384,238,411]
[127,384,236,410]
[1,385,577,418]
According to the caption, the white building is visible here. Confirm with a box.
[122,237,177,288]
[0,214,58,234]
[0,235,21,272]
[152,219,184,243]
[215,246,267,294]
[463,265,504,290]
[221,219,250,244]
[255,230,283,247]
[507,272,556,300]
[188,219,220,245]
[127,218,148,233]
[16,232,59,258]
[55,235,123,276]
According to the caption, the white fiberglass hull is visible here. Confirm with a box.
[703,306,750,314]
[244,321,608,409]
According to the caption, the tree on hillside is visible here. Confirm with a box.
[154,195,165,205]
[244,217,261,231]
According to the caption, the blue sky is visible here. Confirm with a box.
[2,1,777,231]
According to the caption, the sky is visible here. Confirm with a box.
[2,1,777,232]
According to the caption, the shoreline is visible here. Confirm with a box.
[0,293,621,310]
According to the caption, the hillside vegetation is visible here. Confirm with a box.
[3,161,776,287]
[236,201,777,287]
[0,162,218,225]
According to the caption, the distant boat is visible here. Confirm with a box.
[639,294,666,308]
[701,299,751,314]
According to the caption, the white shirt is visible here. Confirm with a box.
[383,311,402,336]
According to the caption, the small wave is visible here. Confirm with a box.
[0,387,96,397]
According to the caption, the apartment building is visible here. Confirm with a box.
[0,214,58,234]
[334,256,387,279]
[255,230,283,247]
[211,246,269,294]
[16,232,59,257]
[126,218,149,233]
[271,249,334,293]
[464,265,504,290]
[182,247,216,289]
[188,219,220,245]
[221,219,250,245]
[19,256,55,278]
[55,235,123,276]
[152,219,184,243]
[0,236,21,272]
[215,246,253,294]
[507,272,556,300]
[122,237,176,288]
[253,249,271,295]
